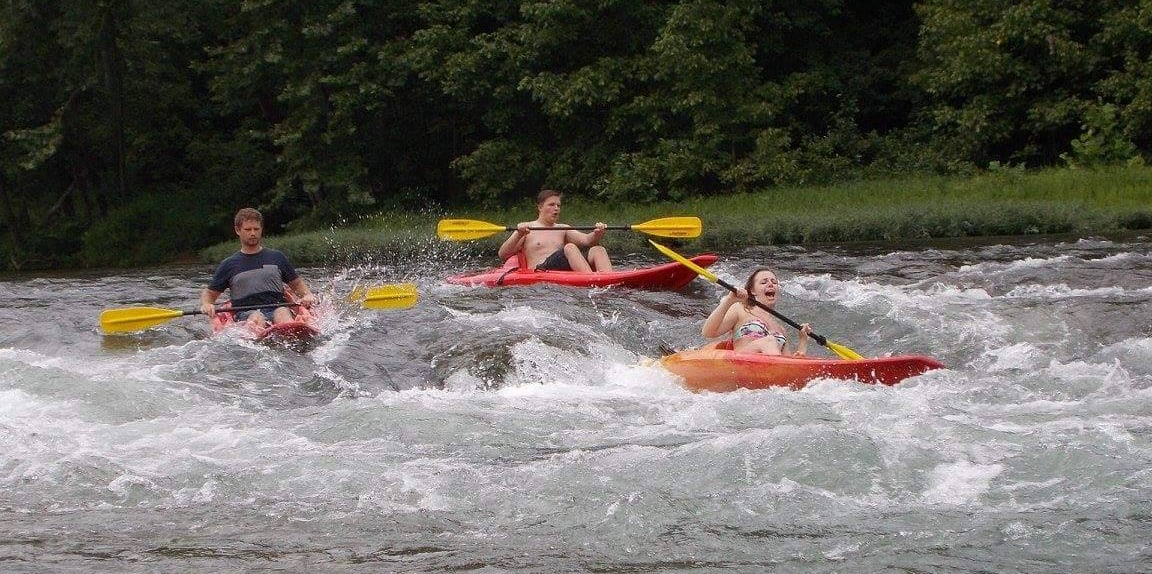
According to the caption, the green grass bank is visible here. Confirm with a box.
[202,166,1152,265]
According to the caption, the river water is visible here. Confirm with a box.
[1,234,1150,573]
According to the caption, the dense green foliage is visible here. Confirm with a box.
[2,0,1150,270]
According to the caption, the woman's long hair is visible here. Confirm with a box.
[742,267,776,310]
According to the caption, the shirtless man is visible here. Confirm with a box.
[497,189,613,272]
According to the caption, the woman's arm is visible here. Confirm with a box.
[793,323,811,357]
[702,292,742,338]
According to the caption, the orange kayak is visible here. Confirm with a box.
[661,341,944,392]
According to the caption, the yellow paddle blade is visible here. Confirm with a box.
[359,283,419,310]
[100,306,186,333]
[825,341,864,360]
[630,216,702,238]
[648,240,719,282]
[437,219,508,241]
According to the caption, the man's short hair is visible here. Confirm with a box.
[234,207,263,228]
[537,189,562,205]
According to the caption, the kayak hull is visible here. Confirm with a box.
[446,254,719,289]
[251,320,320,344]
[210,295,320,346]
[660,343,944,392]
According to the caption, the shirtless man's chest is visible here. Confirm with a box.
[522,228,568,267]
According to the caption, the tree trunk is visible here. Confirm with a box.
[98,1,127,200]
[0,173,27,270]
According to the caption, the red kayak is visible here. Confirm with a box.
[446,254,718,289]
[660,340,944,392]
[210,295,320,346]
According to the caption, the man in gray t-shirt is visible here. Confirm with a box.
[199,208,316,328]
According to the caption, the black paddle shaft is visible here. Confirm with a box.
[520,225,632,231]
[201,302,302,316]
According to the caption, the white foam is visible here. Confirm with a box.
[957,255,1074,274]
[0,347,126,378]
[983,343,1046,372]
[1003,283,1128,300]
[793,275,1000,329]
[921,460,1004,505]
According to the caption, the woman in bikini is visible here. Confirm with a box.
[700,267,811,356]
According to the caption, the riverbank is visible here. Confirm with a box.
[202,166,1152,265]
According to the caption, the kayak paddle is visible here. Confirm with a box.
[100,303,301,333]
[356,283,419,310]
[436,216,702,241]
[648,240,864,360]
[100,283,419,333]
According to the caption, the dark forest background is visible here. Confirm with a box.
[1,0,1149,270]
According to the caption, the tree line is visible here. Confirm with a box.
[1,0,1148,270]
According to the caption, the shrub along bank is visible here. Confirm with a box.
[201,166,1152,266]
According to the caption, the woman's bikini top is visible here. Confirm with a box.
[734,318,787,349]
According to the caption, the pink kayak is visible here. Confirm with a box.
[210,294,320,345]
[446,254,719,289]
[661,340,944,392]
